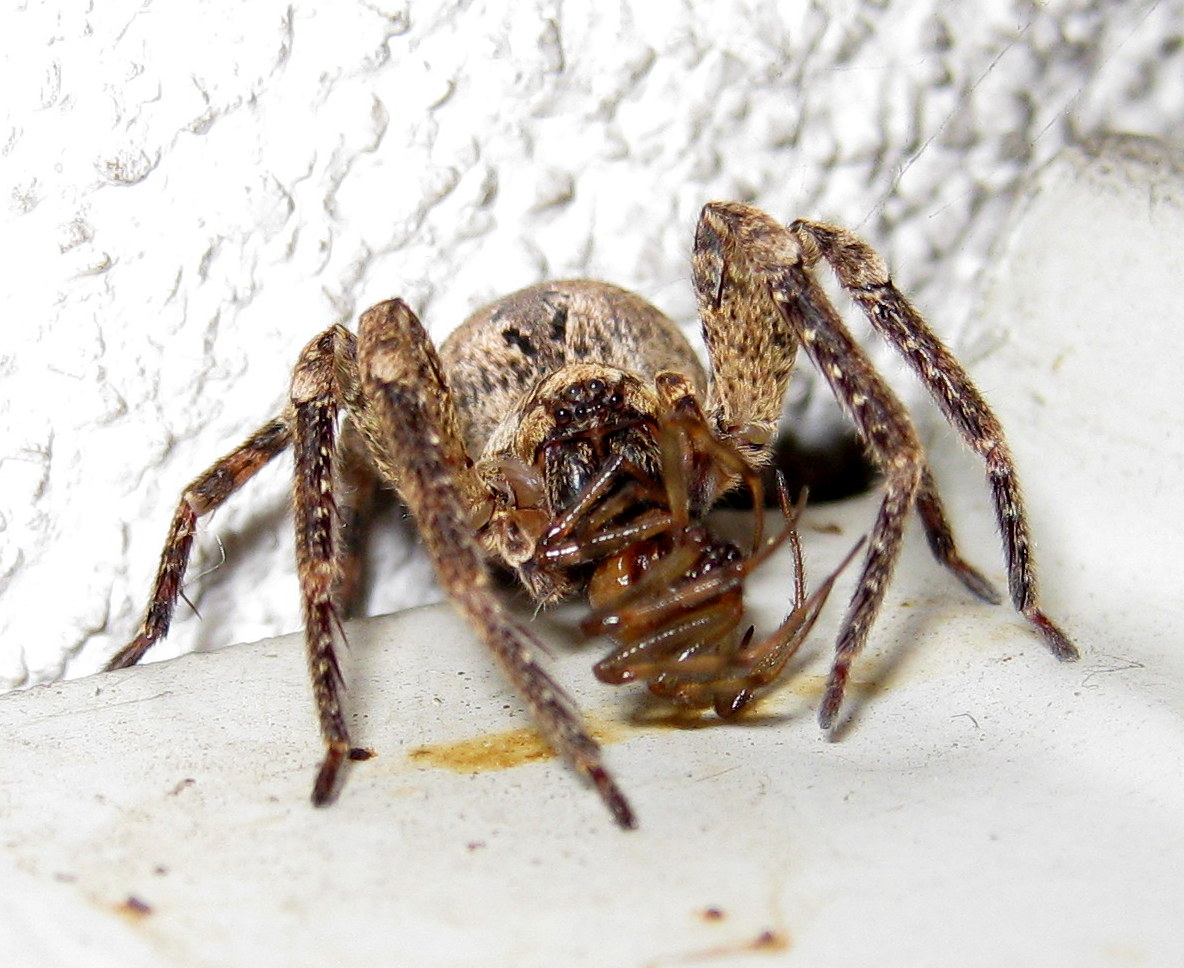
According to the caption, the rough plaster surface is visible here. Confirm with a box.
[1,0,1181,687]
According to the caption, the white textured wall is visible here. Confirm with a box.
[2,0,1180,688]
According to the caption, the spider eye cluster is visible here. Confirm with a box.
[552,377,625,428]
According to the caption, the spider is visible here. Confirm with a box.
[108,201,1077,828]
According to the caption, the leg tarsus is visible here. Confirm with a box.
[944,558,1003,606]
[915,468,1002,605]
[589,764,636,829]
[106,630,160,671]
[108,501,200,669]
[818,670,845,732]
[311,739,350,806]
[1026,608,1079,661]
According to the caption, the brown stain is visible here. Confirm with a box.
[116,895,153,919]
[690,927,791,961]
[408,716,630,774]
[406,674,889,776]
[647,924,792,966]
[407,674,895,776]
[750,929,789,952]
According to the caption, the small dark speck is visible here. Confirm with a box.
[348,747,375,761]
[754,930,785,950]
[119,896,153,917]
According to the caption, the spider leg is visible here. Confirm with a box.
[790,218,1076,661]
[290,324,357,805]
[699,213,997,604]
[694,201,1075,734]
[107,416,293,669]
[916,466,1002,605]
[696,202,927,728]
[353,299,635,828]
[693,213,797,474]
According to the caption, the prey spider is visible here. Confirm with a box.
[109,202,1077,827]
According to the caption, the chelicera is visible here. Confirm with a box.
[109,202,1077,827]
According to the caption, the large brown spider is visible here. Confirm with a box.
[108,202,1077,828]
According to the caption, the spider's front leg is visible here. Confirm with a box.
[693,201,1075,731]
[343,300,634,827]
[289,325,358,804]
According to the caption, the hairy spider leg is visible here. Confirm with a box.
[107,417,293,670]
[692,202,1075,733]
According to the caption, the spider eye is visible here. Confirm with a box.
[555,407,571,424]
[608,392,623,407]
[588,379,604,393]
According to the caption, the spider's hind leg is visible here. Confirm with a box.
[915,466,1003,606]
[108,415,293,670]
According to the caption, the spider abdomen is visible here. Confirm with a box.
[440,280,705,457]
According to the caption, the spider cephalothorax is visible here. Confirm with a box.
[526,367,663,513]
[110,202,1077,828]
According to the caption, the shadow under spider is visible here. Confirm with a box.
[722,426,879,509]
